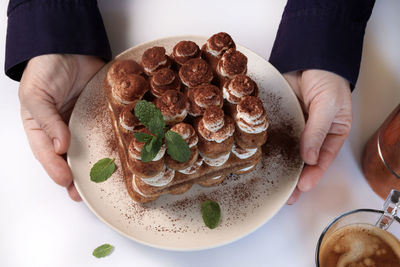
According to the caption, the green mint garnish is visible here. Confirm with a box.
[141,135,163,162]
[134,132,153,143]
[134,100,165,136]
[148,112,165,137]
[165,130,191,163]
[133,100,190,163]
[201,200,221,229]
[92,243,114,258]
[90,158,116,183]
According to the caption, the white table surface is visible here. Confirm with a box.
[1,1,400,266]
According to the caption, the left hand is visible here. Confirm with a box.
[283,69,353,204]
[19,54,105,201]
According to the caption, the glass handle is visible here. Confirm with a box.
[376,189,400,230]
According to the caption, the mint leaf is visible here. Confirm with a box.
[134,100,158,127]
[148,110,165,137]
[134,132,153,143]
[134,100,165,136]
[92,243,114,258]
[201,200,221,229]
[141,136,163,162]
[90,158,116,183]
[165,130,190,163]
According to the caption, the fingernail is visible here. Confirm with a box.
[287,192,297,205]
[53,138,61,153]
[287,196,295,205]
[307,148,318,165]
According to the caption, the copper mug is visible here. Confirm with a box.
[362,103,400,199]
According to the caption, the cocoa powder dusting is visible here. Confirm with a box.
[76,46,303,238]
[109,89,297,233]
[262,122,299,169]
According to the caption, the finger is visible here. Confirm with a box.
[21,108,73,187]
[283,71,301,94]
[297,131,347,192]
[67,183,82,202]
[19,87,70,155]
[300,94,337,165]
[287,187,301,205]
[283,71,308,115]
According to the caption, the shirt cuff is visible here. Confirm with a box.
[269,7,370,88]
[5,0,112,81]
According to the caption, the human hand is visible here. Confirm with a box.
[19,54,105,201]
[283,70,352,204]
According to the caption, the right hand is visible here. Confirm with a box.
[283,70,353,204]
[19,54,105,201]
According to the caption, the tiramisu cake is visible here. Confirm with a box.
[104,32,269,203]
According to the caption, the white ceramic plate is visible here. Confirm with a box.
[68,36,304,251]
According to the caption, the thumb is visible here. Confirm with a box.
[21,89,70,155]
[301,93,337,165]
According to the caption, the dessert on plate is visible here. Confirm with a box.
[104,32,269,203]
[149,68,181,98]
[201,32,236,70]
[171,40,201,68]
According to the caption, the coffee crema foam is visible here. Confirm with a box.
[319,223,400,267]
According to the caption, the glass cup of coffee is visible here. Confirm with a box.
[316,190,400,267]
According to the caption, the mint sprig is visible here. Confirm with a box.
[92,243,114,258]
[90,158,116,183]
[134,100,190,163]
[201,200,221,229]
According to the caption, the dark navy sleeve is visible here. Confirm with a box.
[5,0,112,81]
[269,0,375,87]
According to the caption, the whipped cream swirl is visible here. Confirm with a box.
[231,144,258,159]
[188,84,223,117]
[140,165,175,187]
[156,90,189,124]
[141,46,169,74]
[152,68,176,86]
[201,152,230,167]
[211,175,223,180]
[120,115,135,132]
[129,133,166,162]
[163,108,188,124]
[119,102,140,132]
[236,96,269,134]
[198,107,234,143]
[205,32,235,57]
[237,165,255,172]
[131,175,150,197]
[217,49,247,79]
[107,60,143,88]
[112,75,148,104]
[178,157,203,175]
[175,41,199,57]
[170,123,198,148]
[144,59,167,73]
[222,75,256,104]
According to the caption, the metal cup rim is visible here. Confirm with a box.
[314,208,400,266]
